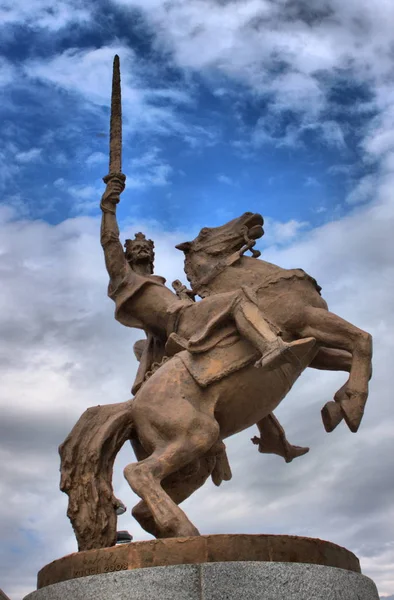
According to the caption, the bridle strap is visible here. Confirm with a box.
[192,227,260,293]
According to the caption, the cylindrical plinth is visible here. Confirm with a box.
[24,535,380,599]
[25,562,379,600]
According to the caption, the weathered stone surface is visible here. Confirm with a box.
[26,562,379,600]
[202,562,379,600]
[37,534,360,589]
[27,565,199,600]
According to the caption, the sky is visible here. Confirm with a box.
[0,0,394,598]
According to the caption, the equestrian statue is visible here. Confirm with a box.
[59,56,372,552]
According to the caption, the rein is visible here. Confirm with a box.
[191,227,260,294]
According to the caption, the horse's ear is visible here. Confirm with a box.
[175,241,192,253]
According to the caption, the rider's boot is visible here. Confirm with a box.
[252,414,309,463]
[233,297,316,371]
[252,435,309,462]
[255,336,316,370]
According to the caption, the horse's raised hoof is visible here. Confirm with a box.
[321,400,343,432]
[339,391,367,433]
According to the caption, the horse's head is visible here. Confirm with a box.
[175,212,264,292]
[176,212,264,257]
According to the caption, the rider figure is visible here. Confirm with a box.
[101,173,310,463]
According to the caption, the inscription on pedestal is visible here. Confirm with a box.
[37,545,130,588]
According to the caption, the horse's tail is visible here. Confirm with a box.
[59,400,134,551]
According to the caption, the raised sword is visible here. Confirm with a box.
[109,54,122,174]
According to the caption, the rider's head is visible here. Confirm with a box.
[124,233,154,274]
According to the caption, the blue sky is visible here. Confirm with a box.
[1,1,394,598]
[0,1,377,231]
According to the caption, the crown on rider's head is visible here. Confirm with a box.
[125,232,154,247]
[124,233,155,272]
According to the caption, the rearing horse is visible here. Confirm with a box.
[176,212,372,435]
[60,212,372,551]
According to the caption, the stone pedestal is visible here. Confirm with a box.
[24,535,380,600]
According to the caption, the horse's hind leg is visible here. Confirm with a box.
[132,440,231,537]
[124,370,219,538]
[299,307,372,432]
[125,419,218,538]
[132,453,217,537]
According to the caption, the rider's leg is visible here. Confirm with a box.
[232,292,316,370]
[252,414,309,462]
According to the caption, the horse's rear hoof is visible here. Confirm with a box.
[321,401,343,432]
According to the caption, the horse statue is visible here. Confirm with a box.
[58,56,372,554]
[176,212,372,435]
[59,181,372,552]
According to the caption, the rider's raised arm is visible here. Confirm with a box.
[100,173,128,289]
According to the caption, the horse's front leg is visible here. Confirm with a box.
[299,307,372,433]
[309,347,352,372]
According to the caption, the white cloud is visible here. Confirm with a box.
[25,46,133,106]
[304,176,320,188]
[110,0,394,148]
[328,164,354,176]
[346,173,376,205]
[1,177,394,597]
[86,151,107,166]
[363,107,394,159]
[0,152,20,190]
[307,121,347,148]
[217,174,234,185]
[54,178,66,188]
[251,117,347,150]
[23,46,195,138]
[67,183,101,214]
[0,0,90,31]
[262,218,309,245]
[126,147,173,188]
[51,178,102,214]
[15,148,42,164]
[68,183,99,200]
[0,57,14,87]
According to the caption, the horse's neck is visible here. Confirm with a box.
[238,255,287,275]
[194,254,289,296]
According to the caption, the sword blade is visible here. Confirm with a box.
[109,54,122,174]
